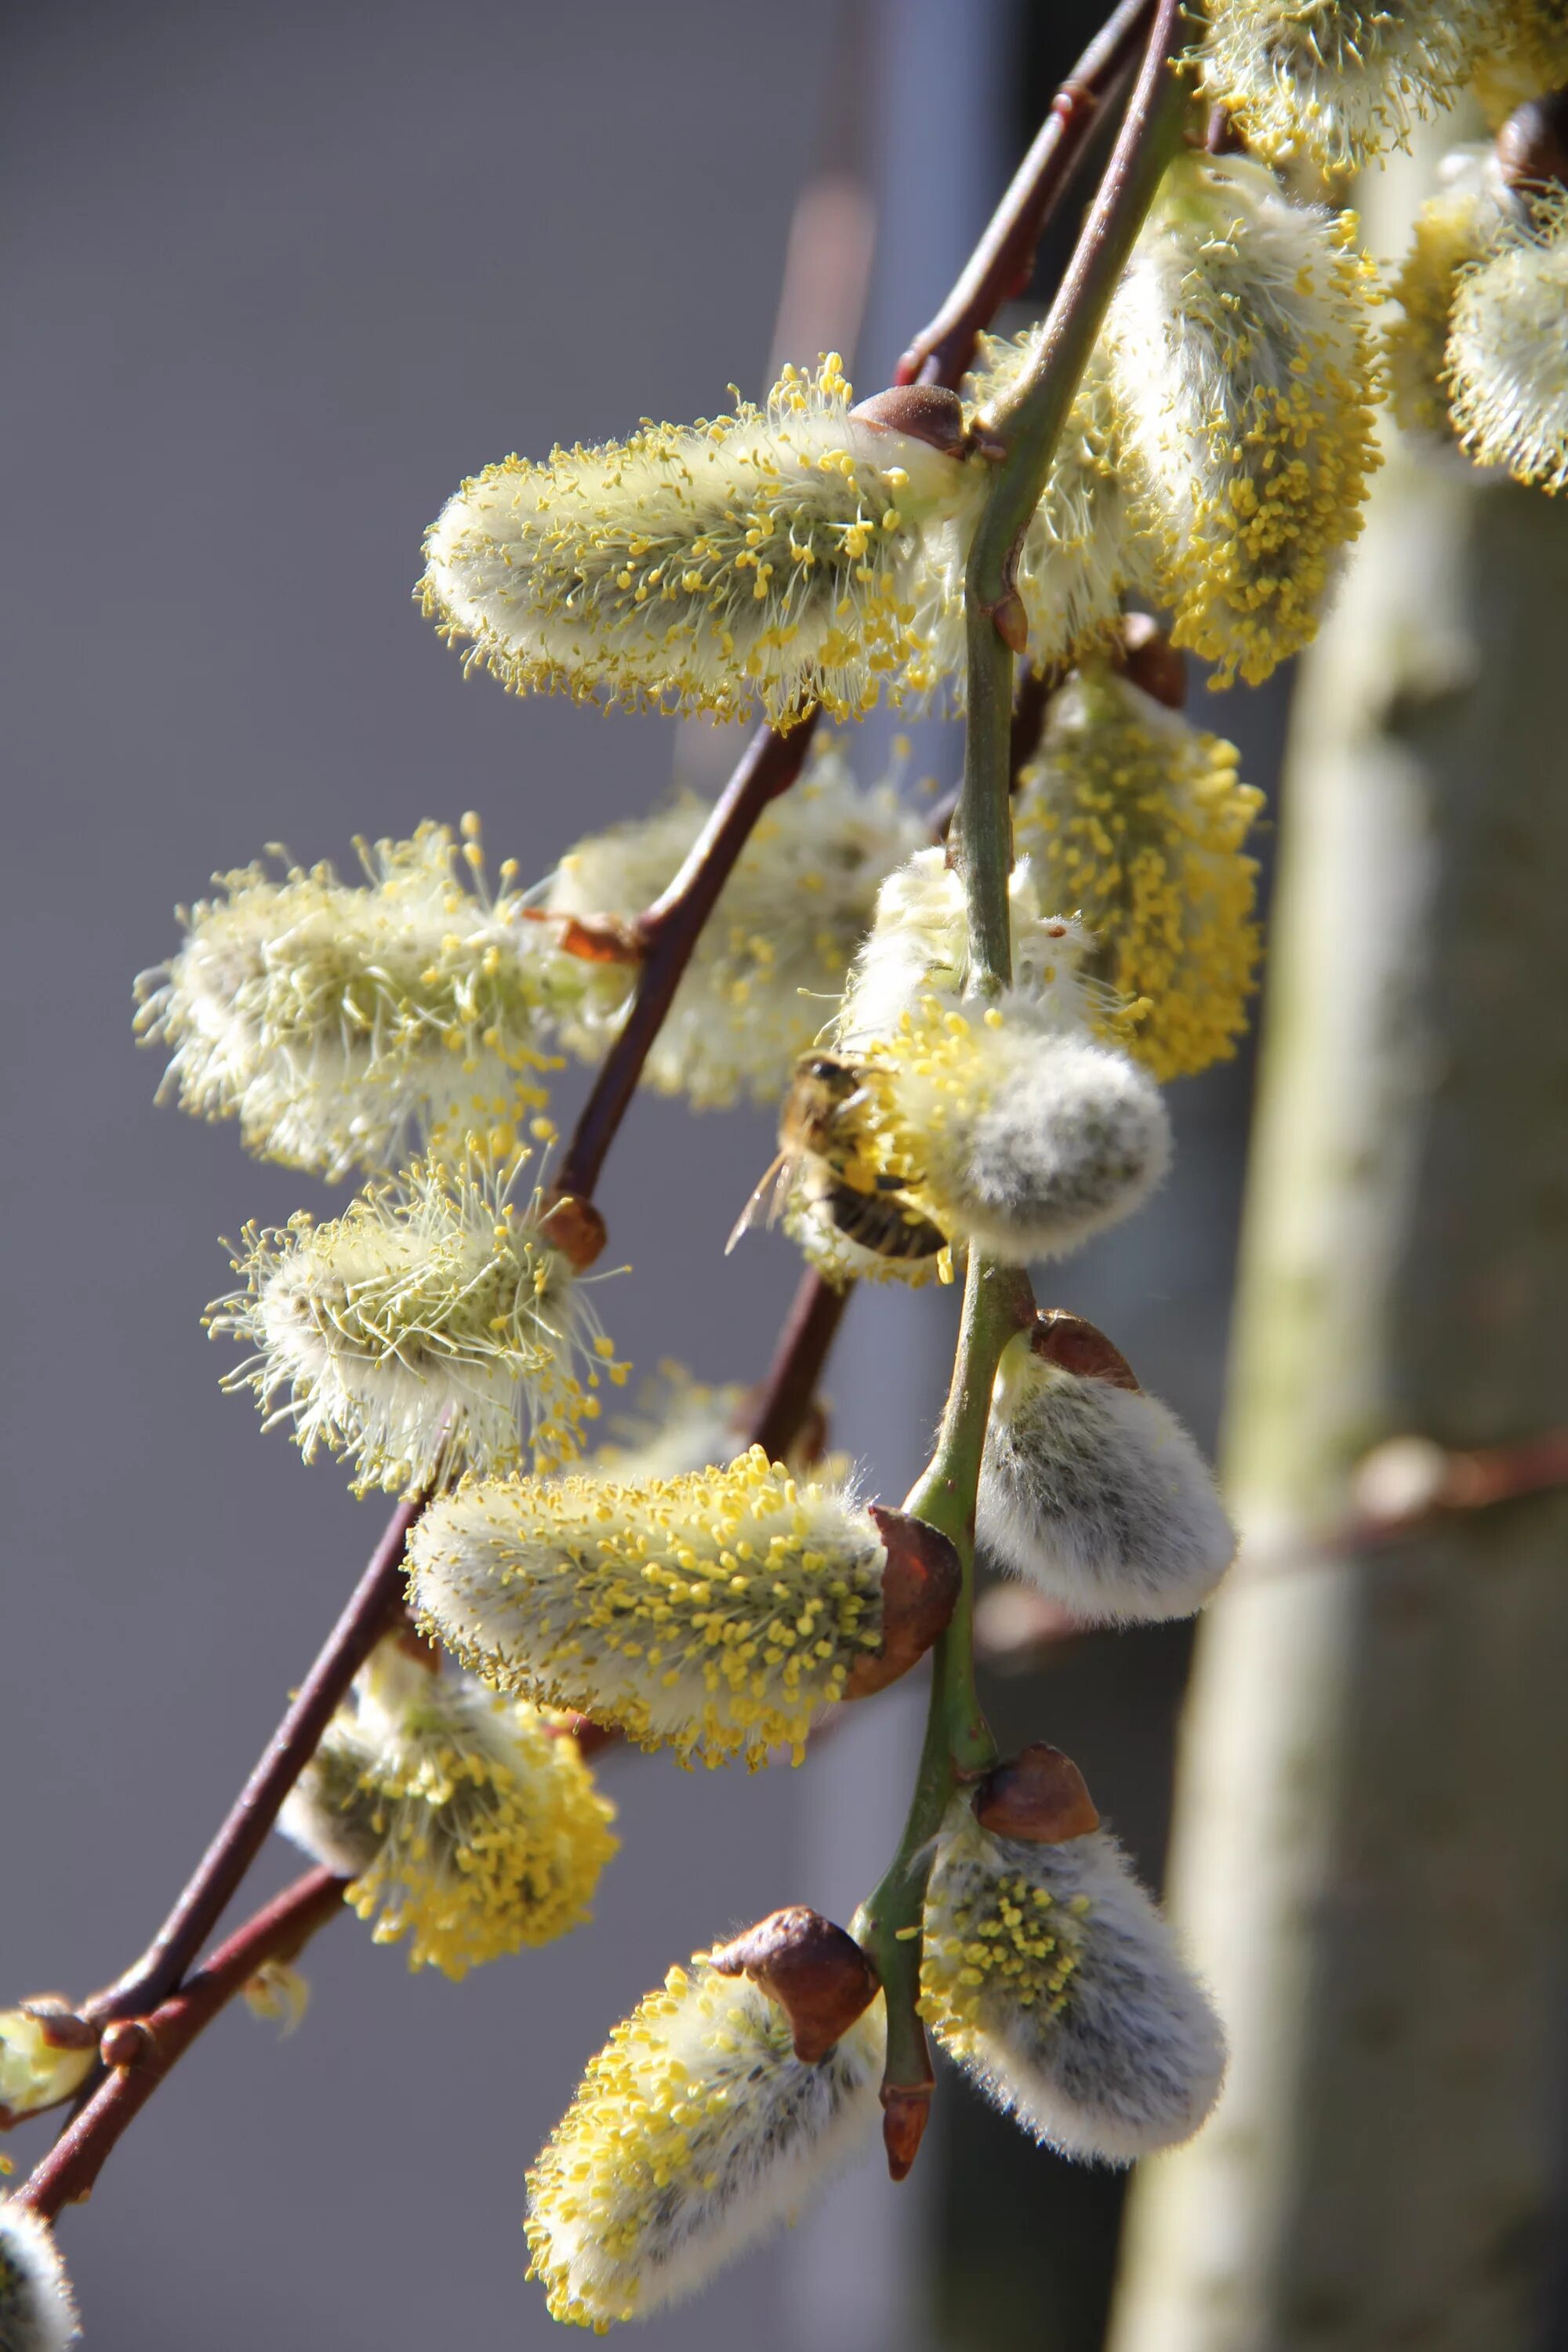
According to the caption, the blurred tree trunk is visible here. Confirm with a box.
[1108,134,1568,2352]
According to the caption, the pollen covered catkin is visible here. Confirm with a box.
[546,739,926,1106]
[1385,147,1514,438]
[209,1151,625,1493]
[1197,0,1487,172]
[977,1330,1236,1624]
[419,355,980,725]
[525,1953,885,2328]
[0,2201,80,2352]
[1446,185,1568,492]
[1014,666,1264,1082]
[281,1643,616,1978]
[1108,152,1381,688]
[407,1449,889,1766]
[134,820,566,1181]
[920,1804,1225,2164]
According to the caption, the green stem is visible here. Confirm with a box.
[856,0,1194,2141]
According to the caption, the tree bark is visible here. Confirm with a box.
[1108,136,1568,2352]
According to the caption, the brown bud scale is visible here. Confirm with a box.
[849,383,968,459]
[974,1743,1101,1845]
[100,2019,156,2071]
[1496,92,1568,196]
[535,1192,608,1271]
[1030,1308,1140,1392]
[710,1906,880,2063]
[20,2000,97,2053]
[844,1508,962,1700]
[880,2081,933,2182]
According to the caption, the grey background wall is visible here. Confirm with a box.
[0,5,1276,2347]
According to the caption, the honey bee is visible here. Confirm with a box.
[726,1053,946,1263]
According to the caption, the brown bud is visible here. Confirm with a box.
[1112,612,1188,710]
[20,1999,97,2053]
[849,383,967,459]
[535,1192,607,1271]
[1030,1308,1140,1392]
[880,2081,933,2181]
[99,2019,155,2071]
[844,1507,962,1700]
[974,1743,1100,1844]
[710,1907,880,2064]
[521,906,646,966]
[990,588,1029,655]
[1496,91,1568,195]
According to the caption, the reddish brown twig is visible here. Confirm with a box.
[85,1495,423,2029]
[552,716,820,1203]
[896,0,1156,391]
[19,1870,348,2224]
[745,1271,850,1461]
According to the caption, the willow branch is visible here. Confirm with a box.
[857,0,1192,2176]
[20,1871,348,2224]
[85,1496,423,2029]
[553,715,820,1200]
[896,0,1156,392]
[745,1272,850,1460]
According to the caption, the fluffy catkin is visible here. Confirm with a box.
[1197,0,1488,172]
[545,739,926,1105]
[0,2202,80,2352]
[850,993,1171,1269]
[976,1330,1236,1624]
[280,1643,617,1978]
[419,355,981,725]
[209,1151,624,1493]
[1013,666,1264,1081]
[407,1448,887,1766]
[1473,0,1568,121]
[1385,147,1514,437]
[1446,185,1568,491]
[525,1955,884,2328]
[133,819,565,1180]
[1107,152,1381,688]
[920,1806,1225,2163]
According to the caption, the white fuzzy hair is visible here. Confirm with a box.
[0,2202,80,2352]
[922,1809,1225,2165]
[977,1340,1236,1623]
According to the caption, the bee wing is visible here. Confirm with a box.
[724,1151,791,1256]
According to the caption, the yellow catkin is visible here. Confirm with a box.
[419,355,979,725]
[408,1448,887,1768]
[134,820,564,1181]
[1109,153,1382,688]
[525,1955,884,2328]
[1446,184,1568,491]
[208,1150,626,1493]
[1197,0,1488,172]
[285,1650,616,1980]
[1474,0,1568,122]
[1014,666,1264,1081]
[1385,151,1508,437]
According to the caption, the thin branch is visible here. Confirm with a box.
[20,1871,348,2224]
[857,0,1194,2183]
[553,715,819,1202]
[746,1272,851,1461]
[895,0,1156,392]
[86,1496,423,2028]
